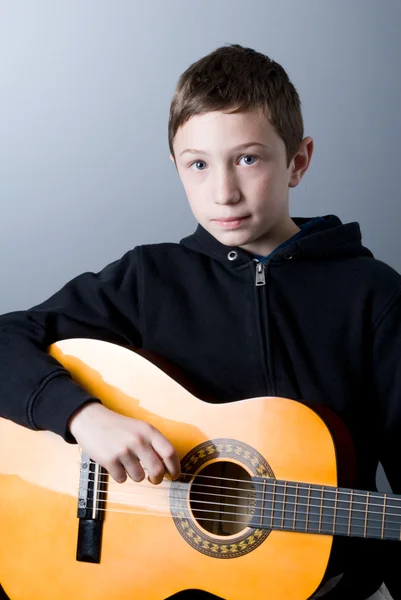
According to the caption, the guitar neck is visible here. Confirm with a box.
[250,479,401,541]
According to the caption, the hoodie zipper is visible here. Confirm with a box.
[252,259,272,394]
[255,261,266,286]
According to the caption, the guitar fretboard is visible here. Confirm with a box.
[249,479,401,541]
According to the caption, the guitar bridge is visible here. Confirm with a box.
[76,452,107,563]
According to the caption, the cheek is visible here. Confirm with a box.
[180,170,201,195]
[246,173,272,201]
[245,172,286,213]
[185,189,205,219]
[181,180,198,207]
[181,175,208,207]
[184,182,199,204]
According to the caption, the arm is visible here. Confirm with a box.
[0,246,180,483]
[0,247,143,440]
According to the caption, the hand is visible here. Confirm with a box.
[68,402,181,484]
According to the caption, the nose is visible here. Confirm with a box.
[213,167,241,205]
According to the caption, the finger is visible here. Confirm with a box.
[151,433,181,480]
[120,451,147,483]
[135,445,166,485]
[106,459,128,484]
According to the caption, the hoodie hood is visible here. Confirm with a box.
[180,214,374,265]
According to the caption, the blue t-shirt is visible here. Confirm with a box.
[252,217,324,263]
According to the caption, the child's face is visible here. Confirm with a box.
[172,109,312,255]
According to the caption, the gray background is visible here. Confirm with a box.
[0,0,400,490]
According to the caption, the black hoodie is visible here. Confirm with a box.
[1,214,401,599]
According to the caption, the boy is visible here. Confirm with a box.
[0,43,400,600]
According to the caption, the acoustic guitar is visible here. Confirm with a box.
[0,339,398,599]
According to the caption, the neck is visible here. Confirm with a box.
[240,218,300,257]
[248,478,401,542]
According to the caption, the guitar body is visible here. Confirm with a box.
[0,339,345,600]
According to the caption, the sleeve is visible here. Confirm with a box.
[0,247,144,441]
[372,285,401,598]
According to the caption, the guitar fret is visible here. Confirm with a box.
[347,490,353,536]
[292,481,308,532]
[320,487,337,535]
[270,480,276,530]
[292,483,299,530]
[364,492,370,538]
[381,494,387,540]
[306,484,311,531]
[283,482,299,531]
[381,493,401,541]
[281,482,287,529]
[319,487,324,533]
[333,488,338,535]
[308,485,324,533]
[272,481,284,530]
[260,478,266,528]
[362,492,381,539]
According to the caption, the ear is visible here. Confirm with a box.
[288,137,314,188]
[169,153,178,171]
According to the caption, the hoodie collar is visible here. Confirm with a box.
[180,215,374,266]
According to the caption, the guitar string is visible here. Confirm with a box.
[85,490,401,524]
[79,501,401,535]
[86,504,337,529]
[82,473,400,512]
[86,465,401,505]
[79,476,401,523]
[86,477,398,515]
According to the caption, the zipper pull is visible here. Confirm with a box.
[255,262,266,286]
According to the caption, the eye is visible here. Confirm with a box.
[190,160,207,171]
[239,155,258,166]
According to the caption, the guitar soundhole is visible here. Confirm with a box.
[189,461,256,536]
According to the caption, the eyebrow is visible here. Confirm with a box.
[179,141,270,157]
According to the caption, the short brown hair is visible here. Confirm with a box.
[168,44,304,167]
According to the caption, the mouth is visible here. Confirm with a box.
[212,216,250,229]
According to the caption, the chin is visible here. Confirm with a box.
[213,230,252,248]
